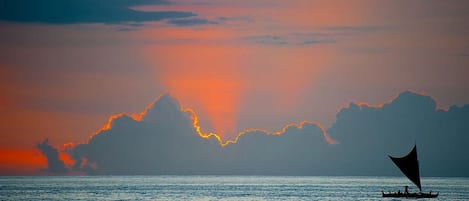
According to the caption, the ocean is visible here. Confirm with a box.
[1,176,467,200]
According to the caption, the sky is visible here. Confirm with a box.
[0,0,468,176]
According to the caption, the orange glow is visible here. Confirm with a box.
[0,148,47,175]
[168,77,242,138]
[0,147,81,175]
[356,101,385,108]
[139,24,335,139]
[182,107,223,144]
[141,26,245,139]
[86,113,129,142]
[85,94,171,141]
[59,152,74,167]
[336,98,390,114]
[224,120,337,146]
[3,0,467,177]
[337,90,435,113]
[183,105,337,147]
[84,95,336,149]
[99,113,129,131]
[221,120,337,146]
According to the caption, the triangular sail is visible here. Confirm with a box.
[388,144,422,191]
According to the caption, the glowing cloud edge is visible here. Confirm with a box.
[84,93,337,148]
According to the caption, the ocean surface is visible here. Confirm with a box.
[0,176,467,200]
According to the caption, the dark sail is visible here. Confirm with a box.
[388,144,422,191]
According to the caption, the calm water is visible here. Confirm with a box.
[0,176,468,200]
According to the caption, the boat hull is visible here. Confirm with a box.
[382,191,438,198]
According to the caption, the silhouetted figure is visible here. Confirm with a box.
[382,144,439,198]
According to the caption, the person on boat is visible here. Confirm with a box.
[404,185,409,194]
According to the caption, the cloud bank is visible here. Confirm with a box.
[0,0,195,24]
[327,91,469,176]
[68,94,332,175]
[41,91,469,176]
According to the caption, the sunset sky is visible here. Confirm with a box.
[1,0,468,175]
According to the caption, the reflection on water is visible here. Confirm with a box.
[1,176,468,200]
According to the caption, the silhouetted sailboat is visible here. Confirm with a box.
[382,144,438,198]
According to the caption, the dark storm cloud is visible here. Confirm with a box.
[63,91,468,176]
[0,0,195,24]
[37,139,68,174]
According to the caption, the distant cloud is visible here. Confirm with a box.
[326,25,384,33]
[243,35,288,46]
[167,18,218,26]
[218,16,253,23]
[302,39,335,45]
[44,91,468,176]
[241,25,382,46]
[0,0,196,24]
[243,33,335,46]
[37,139,68,174]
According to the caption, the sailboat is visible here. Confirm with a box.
[382,144,438,198]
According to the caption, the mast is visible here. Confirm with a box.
[388,144,422,191]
